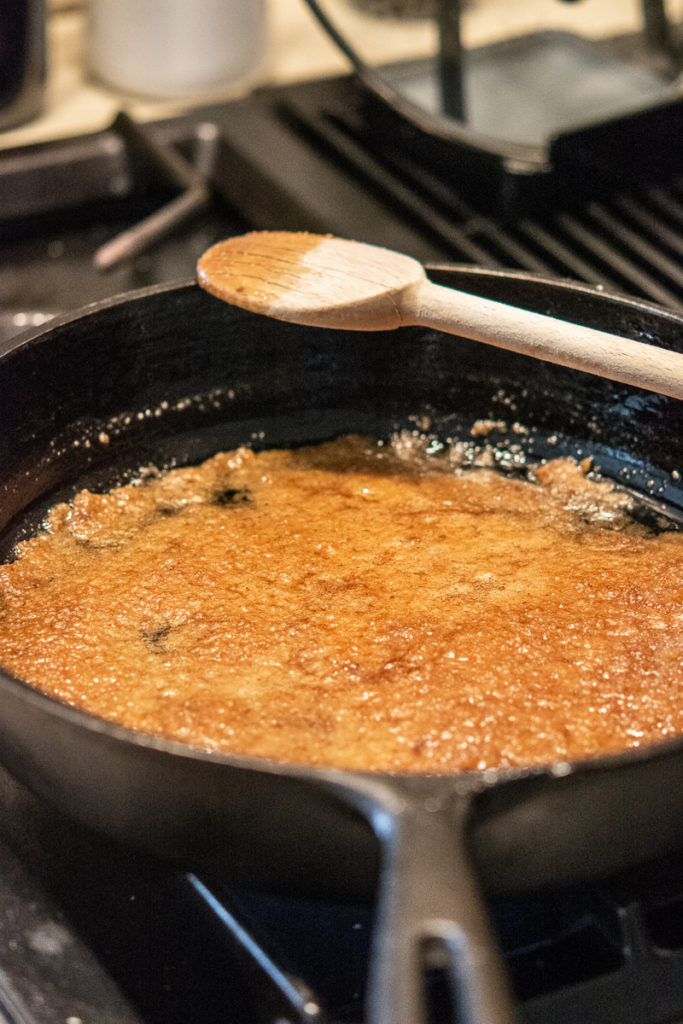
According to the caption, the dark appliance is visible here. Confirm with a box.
[0,0,46,131]
[0,40,682,1024]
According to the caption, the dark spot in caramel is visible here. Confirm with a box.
[74,537,127,550]
[157,504,183,518]
[141,623,173,652]
[214,488,252,506]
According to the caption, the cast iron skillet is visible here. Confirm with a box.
[0,269,682,1024]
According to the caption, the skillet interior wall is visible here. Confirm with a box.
[1,275,683,555]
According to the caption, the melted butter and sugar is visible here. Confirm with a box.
[0,434,681,773]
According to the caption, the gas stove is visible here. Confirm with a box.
[0,70,682,1024]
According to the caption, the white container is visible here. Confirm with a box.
[87,0,267,99]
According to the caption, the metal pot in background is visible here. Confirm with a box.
[0,0,46,131]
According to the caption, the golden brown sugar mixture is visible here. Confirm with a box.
[0,434,681,773]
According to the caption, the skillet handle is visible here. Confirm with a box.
[363,781,519,1024]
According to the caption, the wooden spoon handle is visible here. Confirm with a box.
[406,279,683,400]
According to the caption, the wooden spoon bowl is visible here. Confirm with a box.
[197,231,683,399]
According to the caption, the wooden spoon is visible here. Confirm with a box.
[197,231,683,399]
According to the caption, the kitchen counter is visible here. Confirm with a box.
[1,0,674,151]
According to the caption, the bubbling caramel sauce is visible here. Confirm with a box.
[0,434,681,773]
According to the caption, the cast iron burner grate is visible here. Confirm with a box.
[194,856,683,1024]
[0,73,681,341]
[268,77,683,309]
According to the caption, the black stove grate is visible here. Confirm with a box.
[271,76,683,309]
[1,73,681,343]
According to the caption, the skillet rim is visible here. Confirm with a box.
[1,272,683,792]
[3,269,683,361]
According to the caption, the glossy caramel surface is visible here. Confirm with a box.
[0,435,681,772]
